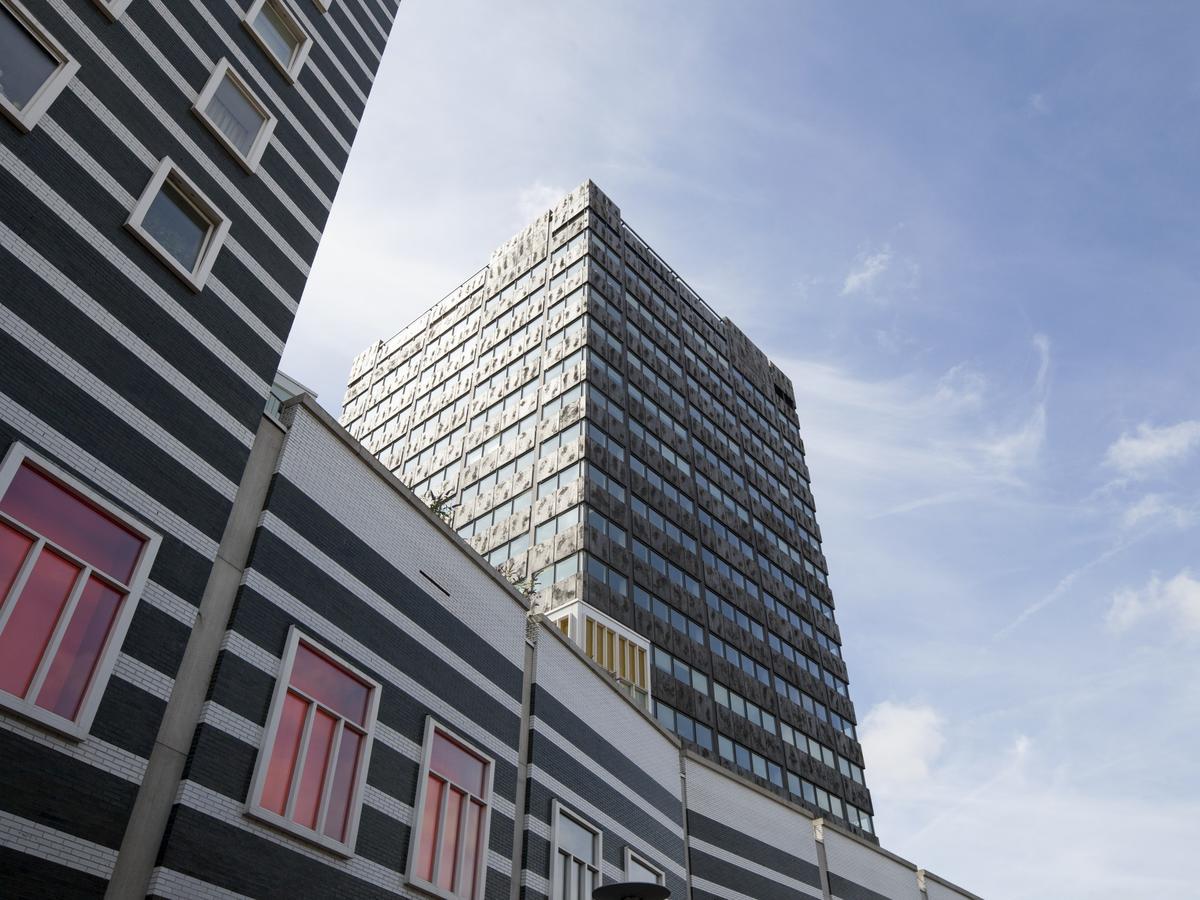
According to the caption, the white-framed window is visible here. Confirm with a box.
[0,443,160,740]
[312,0,331,12]
[242,0,312,83]
[407,718,494,900]
[624,847,664,885]
[91,0,134,22]
[193,58,277,173]
[551,801,601,900]
[0,0,81,133]
[126,157,231,292]
[246,627,380,856]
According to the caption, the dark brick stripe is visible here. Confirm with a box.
[0,846,109,900]
[829,872,894,900]
[688,809,822,888]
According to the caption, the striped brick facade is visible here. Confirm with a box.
[0,0,399,895]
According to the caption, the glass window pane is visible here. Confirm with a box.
[430,731,487,796]
[293,708,337,828]
[461,800,484,897]
[437,787,463,890]
[0,6,57,110]
[415,775,444,882]
[0,522,34,603]
[142,180,211,272]
[0,549,78,699]
[206,74,265,156]
[290,642,370,726]
[321,728,362,842]
[255,1,300,65]
[0,464,144,583]
[628,856,659,883]
[35,576,122,719]
[558,813,595,863]
[261,692,308,814]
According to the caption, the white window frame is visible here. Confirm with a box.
[193,58,277,174]
[0,442,161,741]
[406,717,495,900]
[245,626,381,856]
[313,0,331,11]
[91,0,134,21]
[0,0,81,133]
[125,157,231,292]
[623,847,664,885]
[550,800,602,900]
[242,0,313,84]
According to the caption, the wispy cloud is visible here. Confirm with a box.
[1104,421,1200,478]
[515,181,569,226]
[841,245,893,296]
[859,701,945,787]
[1105,570,1200,636]
[1027,92,1051,115]
[1122,494,1196,530]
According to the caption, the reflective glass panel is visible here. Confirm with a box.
[205,73,265,155]
[0,6,56,110]
[141,180,211,272]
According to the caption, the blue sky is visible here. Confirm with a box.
[280,3,1200,895]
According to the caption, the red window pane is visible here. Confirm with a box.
[36,576,122,719]
[293,707,337,829]
[261,692,308,814]
[437,786,463,891]
[430,731,487,797]
[415,775,444,882]
[322,728,362,843]
[0,549,79,700]
[0,523,33,602]
[460,799,484,899]
[289,642,369,726]
[0,464,144,584]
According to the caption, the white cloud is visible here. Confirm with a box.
[859,702,945,787]
[1104,420,1200,478]
[1122,494,1195,530]
[1105,570,1200,636]
[514,181,569,227]
[841,245,892,296]
[1027,92,1051,115]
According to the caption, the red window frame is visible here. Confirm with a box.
[0,445,159,739]
[247,627,380,855]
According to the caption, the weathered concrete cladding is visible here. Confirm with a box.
[341,180,873,834]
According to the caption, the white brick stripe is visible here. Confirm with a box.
[343,0,389,43]
[90,20,324,248]
[219,0,363,128]
[692,876,762,900]
[525,764,686,882]
[531,716,684,838]
[143,582,200,629]
[114,653,176,702]
[0,391,221,560]
[175,781,513,892]
[143,0,340,193]
[199,701,262,747]
[0,146,269,397]
[335,0,386,57]
[147,867,252,900]
[219,629,279,674]
[689,837,824,899]
[0,810,117,881]
[258,515,524,718]
[0,302,239,500]
[42,111,300,335]
[362,785,410,825]
[43,7,316,279]
[0,220,254,449]
[0,714,147,784]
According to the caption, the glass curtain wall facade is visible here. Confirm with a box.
[341,181,875,839]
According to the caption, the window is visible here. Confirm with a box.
[247,628,380,854]
[0,0,80,133]
[91,0,134,21]
[552,801,601,900]
[625,847,664,885]
[242,0,312,83]
[0,445,159,738]
[193,58,277,173]
[126,157,231,292]
[408,719,494,900]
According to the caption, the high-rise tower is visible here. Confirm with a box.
[342,182,875,839]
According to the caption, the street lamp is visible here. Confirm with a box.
[592,883,670,900]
